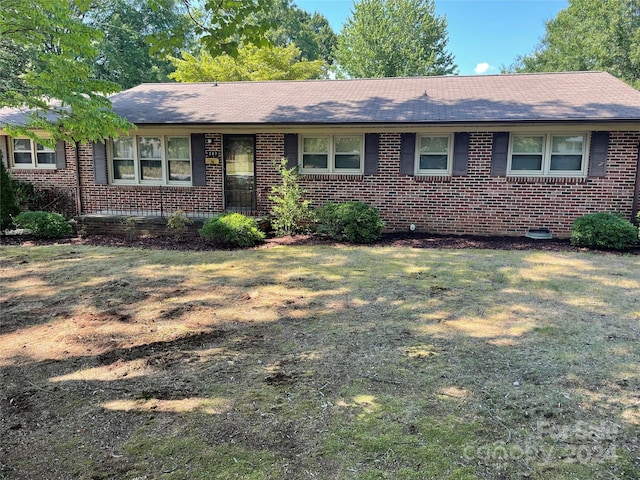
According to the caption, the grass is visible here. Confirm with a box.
[0,243,639,479]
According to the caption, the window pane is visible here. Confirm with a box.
[511,155,543,171]
[335,154,360,169]
[169,160,191,181]
[14,152,33,164]
[138,137,162,159]
[14,139,31,151]
[141,159,162,181]
[225,137,254,175]
[550,155,582,171]
[113,137,134,159]
[36,143,54,152]
[302,154,328,169]
[419,154,448,170]
[167,137,190,159]
[513,136,544,153]
[420,136,448,154]
[303,137,329,153]
[37,152,56,164]
[113,159,135,179]
[552,135,583,154]
[335,136,360,153]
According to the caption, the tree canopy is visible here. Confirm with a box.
[178,0,273,58]
[334,0,457,78]
[509,0,640,88]
[258,0,338,65]
[169,44,326,82]
[0,0,133,143]
[0,0,278,142]
[85,0,194,90]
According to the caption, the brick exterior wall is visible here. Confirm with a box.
[7,130,640,238]
[7,142,80,216]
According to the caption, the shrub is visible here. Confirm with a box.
[10,180,75,217]
[166,209,193,240]
[199,213,265,248]
[13,211,73,238]
[316,201,384,244]
[268,158,314,235]
[570,212,638,250]
[122,216,138,240]
[11,179,39,210]
[0,156,19,232]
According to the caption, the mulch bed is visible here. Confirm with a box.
[2,231,638,254]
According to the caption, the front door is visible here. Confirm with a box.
[223,135,256,210]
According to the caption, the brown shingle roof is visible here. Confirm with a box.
[2,72,640,128]
[107,72,640,125]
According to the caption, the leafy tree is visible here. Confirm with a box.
[85,0,194,89]
[334,0,457,78]
[508,0,640,88]
[178,0,273,58]
[0,0,133,143]
[258,0,338,65]
[169,44,326,82]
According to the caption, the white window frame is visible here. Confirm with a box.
[508,133,589,177]
[299,134,364,174]
[10,138,56,169]
[415,134,453,175]
[108,135,192,186]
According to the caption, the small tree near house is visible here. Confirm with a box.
[268,158,314,235]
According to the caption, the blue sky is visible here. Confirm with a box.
[295,0,568,76]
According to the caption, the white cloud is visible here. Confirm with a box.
[474,62,490,74]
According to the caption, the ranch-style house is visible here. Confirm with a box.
[2,71,640,237]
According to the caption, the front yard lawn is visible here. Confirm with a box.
[1,243,638,479]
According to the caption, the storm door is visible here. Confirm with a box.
[223,135,256,210]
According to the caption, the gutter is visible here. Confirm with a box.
[633,142,640,224]
[75,141,83,216]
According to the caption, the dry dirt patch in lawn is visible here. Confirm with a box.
[0,244,639,479]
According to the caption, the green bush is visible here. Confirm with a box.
[166,209,193,241]
[13,211,73,238]
[316,201,384,244]
[0,156,19,232]
[199,213,265,248]
[570,212,638,250]
[11,179,39,210]
[268,158,314,235]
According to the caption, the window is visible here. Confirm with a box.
[416,135,452,174]
[109,135,191,185]
[11,138,56,168]
[509,133,587,176]
[300,135,363,173]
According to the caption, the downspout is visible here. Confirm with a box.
[75,141,83,216]
[633,142,640,224]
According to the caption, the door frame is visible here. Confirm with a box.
[223,134,257,211]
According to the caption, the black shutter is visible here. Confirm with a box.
[452,132,470,176]
[284,134,298,169]
[191,133,206,186]
[490,132,510,176]
[364,133,379,175]
[588,131,609,177]
[399,133,415,176]
[93,141,108,185]
[55,140,66,169]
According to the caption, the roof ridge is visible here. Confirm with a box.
[131,71,609,88]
